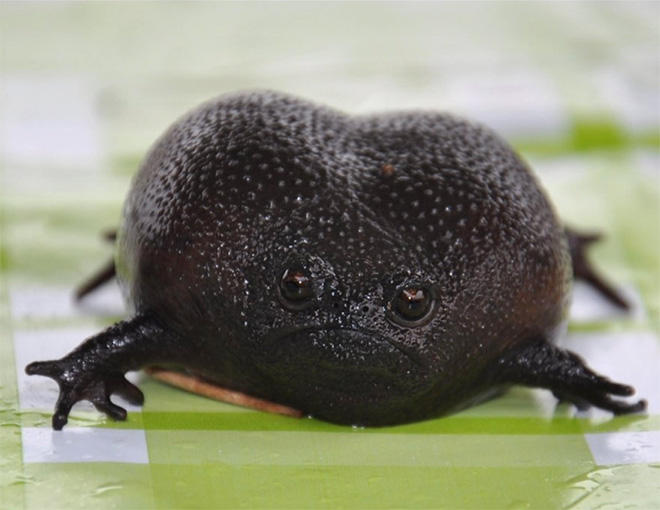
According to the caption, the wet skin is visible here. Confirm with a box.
[26,91,646,430]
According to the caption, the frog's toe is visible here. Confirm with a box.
[91,397,128,422]
[597,379,636,397]
[27,359,77,429]
[612,398,647,415]
[26,359,62,378]
[552,390,591,411]
[52,390,77,430]
[574,383,646,415]
[111,376,144,405]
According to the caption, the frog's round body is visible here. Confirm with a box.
[26,91,643,430]
[116,91,570,425]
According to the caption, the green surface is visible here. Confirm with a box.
[1,2,659,509]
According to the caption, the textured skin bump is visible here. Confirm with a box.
[113,91,571,425]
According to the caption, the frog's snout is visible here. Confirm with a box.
[269,327,417,371]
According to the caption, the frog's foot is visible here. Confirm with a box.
[551,382,646,415]
[566,228,630,310]
[26,358,144,430]
[26,314,176,429]
[499,338,646,416]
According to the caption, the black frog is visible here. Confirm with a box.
[27,91,646,430]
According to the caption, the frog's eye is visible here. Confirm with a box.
[278,268,315,310]
[388,286,435,327]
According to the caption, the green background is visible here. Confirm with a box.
[1,2,659,509]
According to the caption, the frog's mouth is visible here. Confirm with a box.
[256,326,433,426]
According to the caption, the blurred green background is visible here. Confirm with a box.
[1,2,659,509]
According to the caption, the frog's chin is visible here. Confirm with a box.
[256,326,434,426]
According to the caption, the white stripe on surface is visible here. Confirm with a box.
[10,285,124,322]
[585,431,660,466]
[22,427,149,464]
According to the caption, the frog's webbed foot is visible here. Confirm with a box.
[566,227,630,310]
[25,313,164,430]
[26,360,143,430]
[498,338,646,415]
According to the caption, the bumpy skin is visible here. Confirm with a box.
[27,91,645,429]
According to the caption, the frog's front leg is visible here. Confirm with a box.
[26,313,175,430]
[496,337,646,415]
